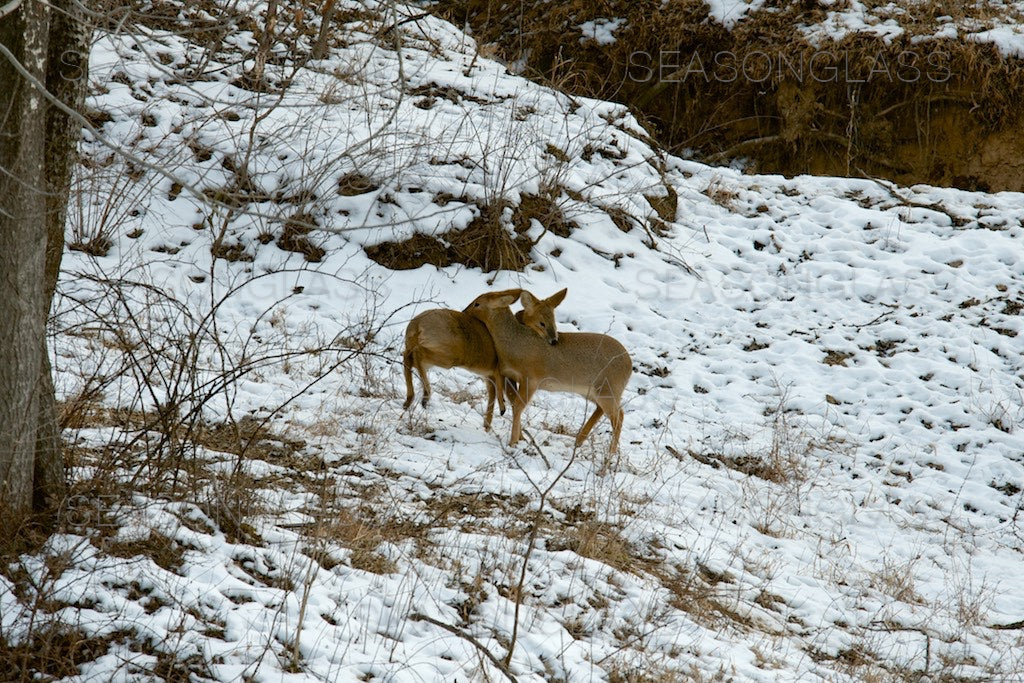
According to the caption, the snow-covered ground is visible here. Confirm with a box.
[799,0,1024,51]
[580,0,1024,56]
[4,1,1024,680]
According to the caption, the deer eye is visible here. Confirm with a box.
[539,322,546,327]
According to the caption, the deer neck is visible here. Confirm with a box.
[483,305,519,340]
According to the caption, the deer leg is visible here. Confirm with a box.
[493,371,506,416]
[575,405,605,447]
[609,407,624,455]
[402,348,416,410]
[483,376,496,431]
[501,376,518,416]
[416,356,431,409]
[509,380,536,446]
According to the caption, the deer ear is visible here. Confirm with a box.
[494,288,522,307]
[546,288,567,307]
[520,291,539,308]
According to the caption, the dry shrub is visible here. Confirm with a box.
[548,520,641,574]
[367,200,528,271]
[105,531,186,572]
[447,201,531,271]
[323,509,400,574]
[277,212,326,262]
[0,624,125,682]
[336,171,378,196]
[366,189,575,271]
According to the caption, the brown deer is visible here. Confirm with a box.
[465,289,631,453]
[402,289,565,430]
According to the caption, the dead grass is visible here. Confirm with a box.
[446,201,532,271]
[514,187,574,238]
[606,661,692,682]
[868,556,923,604]
[198,469,264,545]
[336,171,378,196]
[423,490,521,530]
[68,234,114,257]
[276,211,326,262]
[0,624,129,682]
[703,177,738,210]
[656,563,761,632]
[365,189,573,271]
[318,509,403,574]
[193,415,307,463]
[60,396,307,466]
[823,349,855,366]
[211,240,254,262]
[104,531,187,572]
[548,520,638,573]
[645,183,678,222]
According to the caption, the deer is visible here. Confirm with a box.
[402,289,566,430]
[465,288,632,453]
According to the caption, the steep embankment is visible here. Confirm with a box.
[440,0,1024,191]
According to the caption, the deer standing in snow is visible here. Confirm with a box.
[465,288,631,453]
[402,289,565,430]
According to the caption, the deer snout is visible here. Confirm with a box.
[549,337,558,346]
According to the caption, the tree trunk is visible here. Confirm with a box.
[0,0,88,524]
[33,0,90,513]
[0,0,52,522]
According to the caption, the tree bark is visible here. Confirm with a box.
[0,0,88,522]
[0,0,52,521]
[33,0,90,512]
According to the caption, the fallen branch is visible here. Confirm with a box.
[410,613,517,682]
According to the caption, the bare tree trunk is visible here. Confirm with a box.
[33,0,90,513]
[0,0,88,524]
[0,0,52,522]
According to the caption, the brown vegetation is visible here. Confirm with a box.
[366,191,571,271]
[439,0,1024,190]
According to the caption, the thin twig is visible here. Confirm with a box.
[409,613,517,683]
[504,437,579,669]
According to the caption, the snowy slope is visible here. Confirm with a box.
[4,1,1024,681]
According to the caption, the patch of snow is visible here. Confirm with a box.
[705,0,766,29]
[969,25,1024,58]
[578,17,627,45]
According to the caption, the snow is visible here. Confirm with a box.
[969,24,1024,57]
[797,0,1024,55]
[578,18,627,45]
[3,0,1024,681]
[800,0,906,45]
[666,0,1024,59]
[704,0,767,29]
